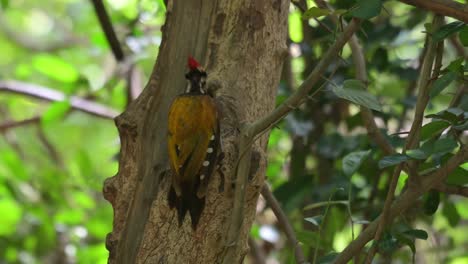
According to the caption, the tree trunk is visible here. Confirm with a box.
[103,1,289,263]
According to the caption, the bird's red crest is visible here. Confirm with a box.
[188,56,201,70]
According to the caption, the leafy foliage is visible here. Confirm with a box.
[0,0,467,263]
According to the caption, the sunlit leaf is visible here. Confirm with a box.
[157,0,166,11]
[304,215,323,226]
[41,101,71,125]
[289,11,303,43]
[0,198,22,236]
[0,0,9,9]
[32,54,80,83]
[303,7,330,19]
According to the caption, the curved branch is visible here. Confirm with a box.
[0,80,119,119]
[249,19,361,137]
[225,20,362,261]
[91,0,125,61]
[398,0,468,23]
[261,185,307,264]
[0,116,40,132]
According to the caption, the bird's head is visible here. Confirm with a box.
[185,57,207,94]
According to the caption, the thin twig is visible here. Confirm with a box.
[365,15,445,264]
[223,19,361,264]
[364,164,403,263]
[398,0,468,23]
[0,116,40,132]
[248,237,266,264]
[90,0,125,61]
[315,0,395,155]
[0,80,119,119]
[36,125,65,168]
[435,183,468,197]
[261,185,307,264]
[249,19,361,137]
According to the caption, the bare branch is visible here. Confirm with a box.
[398,0,468,23]
[224,21,362,261]
[248,237,266,264]
[0,80,119,119]
[261,185,307,264]
[435,183,468,197]
[315,0,395,155]
[365,15,445,263]
[249,19,361,137]
[90,0,125,62]
[0,116,40,132]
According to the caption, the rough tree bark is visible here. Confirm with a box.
[103,1,289,263]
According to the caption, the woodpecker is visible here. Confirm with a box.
[167,57,220,229]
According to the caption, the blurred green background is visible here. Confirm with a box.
[0,0,467,263]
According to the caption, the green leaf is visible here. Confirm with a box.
[423,190,440,216]
[55,208,85,225]
[446,57,465,72]
[349,0,382,19]
[394,233,416,254]
[296,230,325,248]
[453,120,468,131]
[343,79,367,90]
[317,252,339,264]
[378,154,408,169]
[430,71,458,98]
[459,25,468,46]
[407,138,458,161]
[332,86,382,112]
[0,0,9,9]
[446,167,468,185]
[432,137,458,155]
[406,148,428,160]
[0,198,22,236]
[32,54,80,83]
[403,229,428,240]
[305,215,323,226]
[433,21,466,42]
[420,120,451,141]
[443,201,460,227]
[157,0,166,11]
[378,232,399,253]
[303,7,330,19]
[41,101,71,125]
[426,108,465,124]
[289,11,303,43]
[342,150,371,176]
